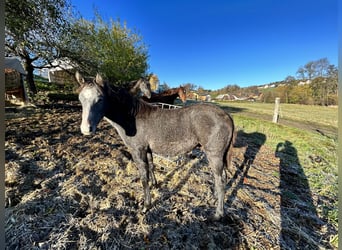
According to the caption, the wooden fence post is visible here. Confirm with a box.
[273,97,280,123]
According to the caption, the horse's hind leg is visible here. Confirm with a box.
[207,153,225,220]
[147,150,157,186]
[131,148,151,211]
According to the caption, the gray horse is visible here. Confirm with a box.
[77,72,235,220]
[127,78,151,98]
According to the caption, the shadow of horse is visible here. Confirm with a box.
[225,129,267,224]
[227,130,266,186]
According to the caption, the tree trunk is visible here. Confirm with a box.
[24,58,37,94]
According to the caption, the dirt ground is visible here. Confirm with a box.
[5,102,336,249]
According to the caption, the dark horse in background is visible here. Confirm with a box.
[76,72,235,220]
[142,86,187,105]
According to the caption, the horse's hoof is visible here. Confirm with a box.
[210,212,224,222]
[141,204,151,214]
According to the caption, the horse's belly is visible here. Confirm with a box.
[149,139,196,157]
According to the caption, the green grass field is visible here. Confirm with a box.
[218,101,337,243]
[218,101,338,129]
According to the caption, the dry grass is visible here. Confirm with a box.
[5,102,337,249]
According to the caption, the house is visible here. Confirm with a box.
[46,58,78,85]
[215,94,234,101]
[187,91,199,100]
[198,94,211,102]
[5,57,28,103]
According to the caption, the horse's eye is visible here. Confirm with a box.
[97,98,103,103]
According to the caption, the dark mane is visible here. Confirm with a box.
[106,85,157,117]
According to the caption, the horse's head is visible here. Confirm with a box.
[76,72,106,135]
[178,86,187,103]
[128,78,152,99]
[136,78,152,99]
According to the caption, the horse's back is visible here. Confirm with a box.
[137,103,234,156]
[186,103,233,125]
[186,103,234,141]
[144,102,233,131]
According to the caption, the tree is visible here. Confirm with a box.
[315,57,329,77]
[296,67,306,80]
[304,60,338,106]
[310,76,337,106]
[276,85,292,104]
[158,82,170,92]
[296,58,332,81]
[148,74,159,91]
[304,61,316,80]
[327,64,338,80]
[64,14,149,86]
[284,75,296,83]
[5,0,73,94]
[182,83,198,92]
[289,85,313,105]
[197,86,210,95]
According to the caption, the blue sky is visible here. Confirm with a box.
[71,0,338,89]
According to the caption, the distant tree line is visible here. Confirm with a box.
[260,58,337,105]
[208,58,338,106]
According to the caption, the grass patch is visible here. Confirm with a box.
[218,101,338,128]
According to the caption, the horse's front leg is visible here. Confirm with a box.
[131,147,151,212]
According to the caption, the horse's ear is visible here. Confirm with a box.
[95,73,104,86]
[75,71,85,86]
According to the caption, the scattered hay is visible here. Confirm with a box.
[5,103,337,249]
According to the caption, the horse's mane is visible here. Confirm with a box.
[106,83,156,117]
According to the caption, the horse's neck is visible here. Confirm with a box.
[103,90,139,136]
[165,93,178,101]
[104,89,155,119]
[103,90,159,136]
[155,93,177,104]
